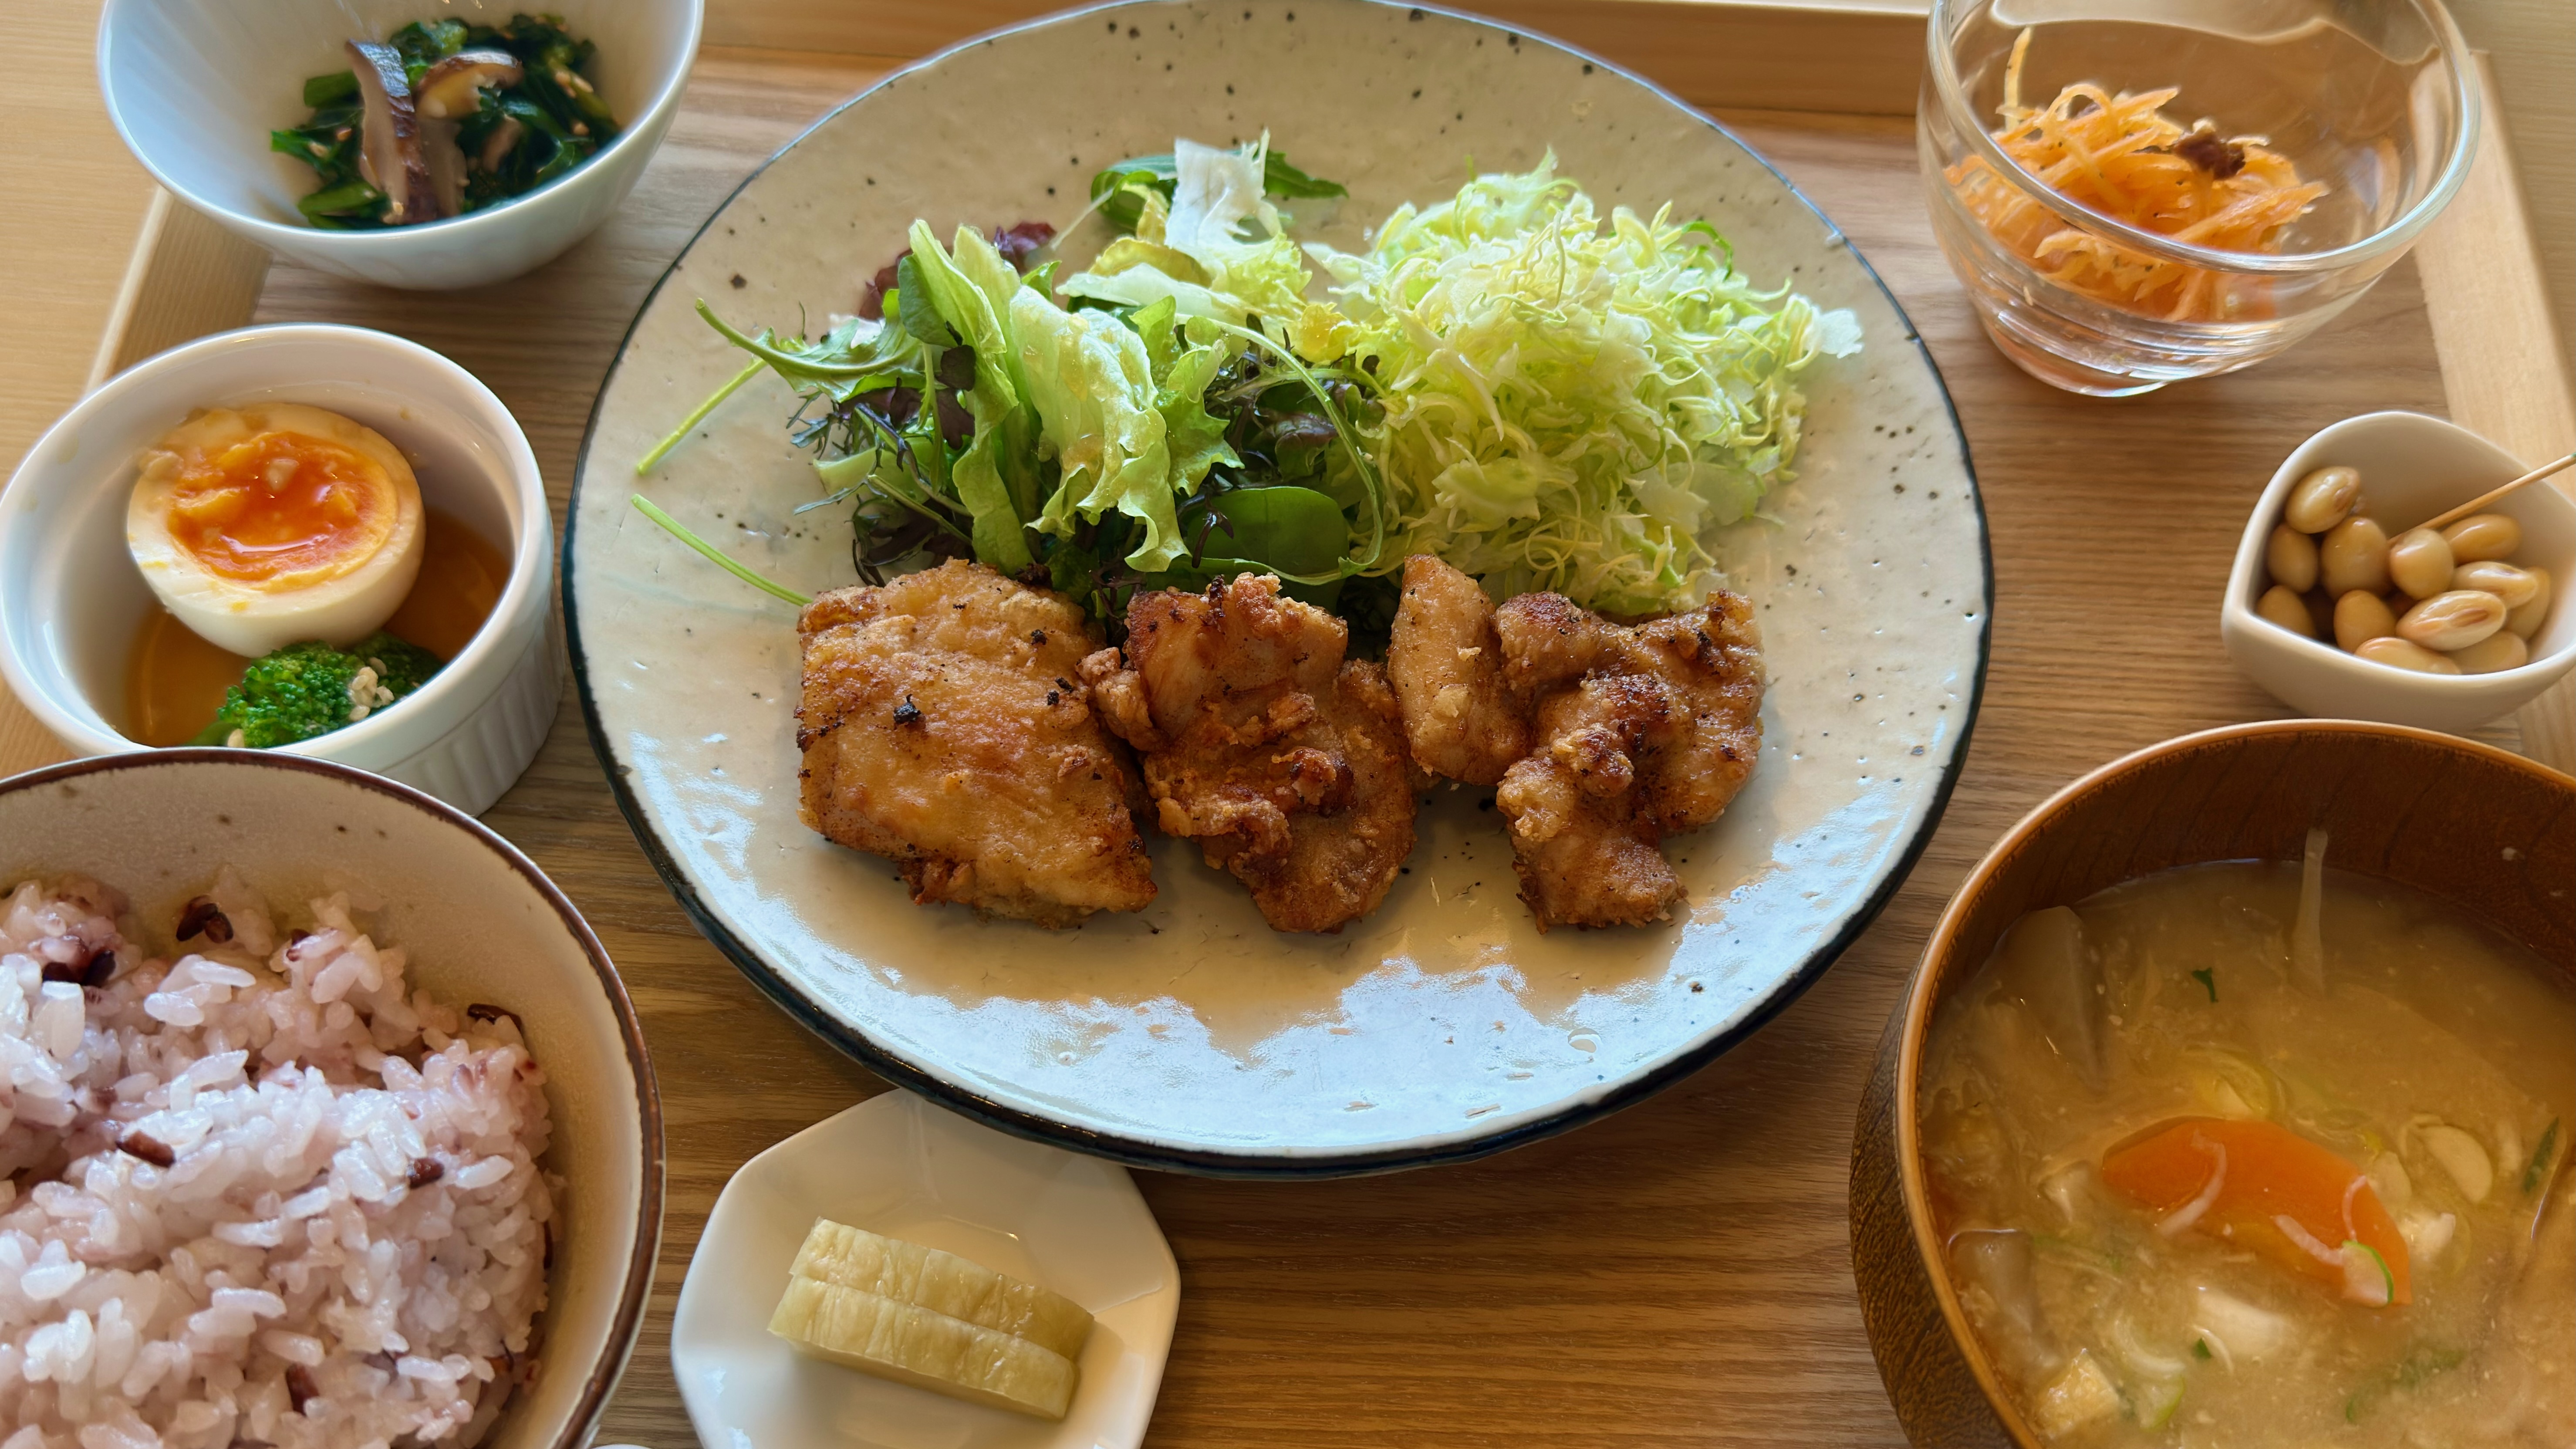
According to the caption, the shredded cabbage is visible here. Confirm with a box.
[1308,154,1860,613]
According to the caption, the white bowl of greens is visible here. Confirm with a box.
[96,0,700,290]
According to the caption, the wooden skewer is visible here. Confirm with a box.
[2419,451,2576,534]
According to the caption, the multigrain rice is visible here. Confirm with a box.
[0,870,554,1449]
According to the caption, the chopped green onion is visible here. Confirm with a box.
[630,495,811,607]
[2191,1338,2211,1361]
[2528,1118,2561,1194]
[2189,967,2217,1003]
[2339,1240,2394,1307]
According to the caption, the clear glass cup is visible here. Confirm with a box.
[1921,0,2480,396]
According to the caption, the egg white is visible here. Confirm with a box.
[127,404,425,657]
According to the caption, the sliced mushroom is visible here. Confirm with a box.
[476,115,526,172]
[424,120,469,217]
[344,40,441,225]
[416,49,522,122]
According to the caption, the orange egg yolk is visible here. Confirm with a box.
[165,430,392,585]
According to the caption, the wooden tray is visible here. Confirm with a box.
[31,4,2576,1446]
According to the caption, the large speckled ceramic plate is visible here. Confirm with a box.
[567,0,1988,1174]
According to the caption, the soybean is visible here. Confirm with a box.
[2265,524,2320,593]
[2397,590,2508,652]
[2386,527,2454,599]
[2333,591,2399,652]
[2450,559,2541,609]
[2447,631,2529,675]
[2285,466,2363,533]
[2255,584,2315,637]
[2319,516,2392,596]
[2440,512,2521,563]
[2355,636,2462,675]
[2506,567,2552,641]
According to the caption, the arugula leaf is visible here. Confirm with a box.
[1260,151,1348,200]
[695,302,918,403]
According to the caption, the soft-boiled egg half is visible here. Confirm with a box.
[128,403,424,657]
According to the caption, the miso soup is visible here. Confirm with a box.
[1918,858,2573,1447]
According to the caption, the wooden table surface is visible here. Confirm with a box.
[2,13,2573,1449]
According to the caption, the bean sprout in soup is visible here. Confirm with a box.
[1918,852,2573,1447]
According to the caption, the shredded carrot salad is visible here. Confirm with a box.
[1947,33,2327,321]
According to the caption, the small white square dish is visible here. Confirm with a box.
[671,1091,1180,1449]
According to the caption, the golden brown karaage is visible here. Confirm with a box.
[1390,555,1763,930]
[1083,574,1415,933]
[794,559,1155,926]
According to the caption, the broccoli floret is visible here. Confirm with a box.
[194,631,444,748]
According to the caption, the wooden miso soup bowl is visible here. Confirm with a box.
[1847,719,2576,1448]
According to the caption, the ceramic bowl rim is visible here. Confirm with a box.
[0,322,549,760]
[1922,0,2481,274]
[562,0,1993,1179]
[1885,718,2573,1449]
[2219,409,2576,697]
[0,746,666,1449]
[92,0,705,253]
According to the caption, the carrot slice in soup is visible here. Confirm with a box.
[2101,1117,2410,1305]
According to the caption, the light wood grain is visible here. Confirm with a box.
[2416,55,2576,775]
[0,0,153,776]
[1,13,2570,1449]
[85,191,273,391]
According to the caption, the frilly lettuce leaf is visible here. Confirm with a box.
[1013,289,1215,572]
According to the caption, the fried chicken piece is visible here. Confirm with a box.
[793,560,1154,927]
[1385,555,1764,930]
[1386,555,1530,786]
[1490,588,1763,928]
[1084,575,1416,933]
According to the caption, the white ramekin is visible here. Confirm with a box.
[96,0,701,291]
[0,324,559,814]
[2221,411,2576,733]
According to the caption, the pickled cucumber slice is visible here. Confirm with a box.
[770,1275,1080,1420]
[788,1219,1093,1361]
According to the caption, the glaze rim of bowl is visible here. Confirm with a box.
[0,745,667,1449]
[0,322,549,765]
[1889,718,2574,1449]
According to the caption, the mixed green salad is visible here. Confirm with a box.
[643,135,1860,627]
